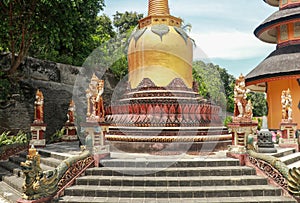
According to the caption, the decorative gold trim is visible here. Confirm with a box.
[148,0,170,16]
[105,134,232,143]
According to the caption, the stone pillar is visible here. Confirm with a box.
[227,122,257,153]
[81,122,110,167]
[30,123,46,147]
[280,122,297,142]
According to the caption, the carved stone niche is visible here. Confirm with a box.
[257,130,277,153]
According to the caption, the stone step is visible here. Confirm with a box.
[64,185,282,198]
[0,160,22,176]
[2,175,23,192]
[85,166,256,177]
[0,182,22,203]
[40,156,63,168]
[287,159,300,168]
[279,152,300,165]
[58,196,297,203]
[9,155,54,171]
[38,149,72,160]
[0,167,11,181]
[76,175,267,187]
[271,148,295,158]
[99,157,240,168]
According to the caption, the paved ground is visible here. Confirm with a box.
[0,196,9,203]
[40,141,229,159]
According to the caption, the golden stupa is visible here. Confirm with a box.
[104,0,231,153]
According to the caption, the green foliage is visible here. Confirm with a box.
[247,92,267,117]
[252,117,263,130]
[48,127,65,144]
[0,131,10,146]
[15,130,29,144]
[110,55,128,80]
[113,11,143,35]
[0,131,29,147]
[0,0,105,72]
[223,116,233,127]
[193,61,235,111]
[93,14,116,45]
[217,67,235,112]
[84,11,142,80]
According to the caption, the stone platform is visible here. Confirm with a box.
[106,126,231,153]
[0,142,297,203]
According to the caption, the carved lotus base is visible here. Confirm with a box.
[106,126,231,153]
[232,117,252,123]
[105,78,230,153]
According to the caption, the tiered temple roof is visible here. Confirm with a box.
[246,0,300,90]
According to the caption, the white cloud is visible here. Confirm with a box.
[190,31,275,60]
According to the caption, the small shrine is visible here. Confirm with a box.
[257,116,277,153]
[227,74,257,153]
[81,74,110,166]
[30,89,46,147]
[62,100,78,141]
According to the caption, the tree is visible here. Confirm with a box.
[108,12,143,79]
[215,65,236,112]
[113,11,143,35]
[0,0,105,74]
[93,14,116,46]
[193,61,235,112]
[247,92,267,117]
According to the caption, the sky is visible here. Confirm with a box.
[103,0,278,77]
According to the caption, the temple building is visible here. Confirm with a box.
[104,0,232,153]
[246,0,300,130]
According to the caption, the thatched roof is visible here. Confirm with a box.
[263,0,279,7]
[245,44,300,84]
[255,6,300,43]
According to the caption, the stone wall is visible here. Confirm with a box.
[0,54,117,140]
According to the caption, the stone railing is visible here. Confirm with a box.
[18,148,94,202]
[247,149,300,201]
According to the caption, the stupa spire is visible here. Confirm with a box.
[148,0,170,16]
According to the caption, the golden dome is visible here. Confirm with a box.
[128,25,193,88]
[128,0,193,88]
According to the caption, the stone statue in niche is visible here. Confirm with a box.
[67,100,75,123]
[86,74,105,122]
[33,89,44,124]
[233,74,250,121]
[281,88,293,122]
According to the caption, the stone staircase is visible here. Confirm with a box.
[0,147,74,203]
[0,142,299,203]
[58,153,297,203]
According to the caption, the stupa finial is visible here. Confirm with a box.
[148,0,170,16]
